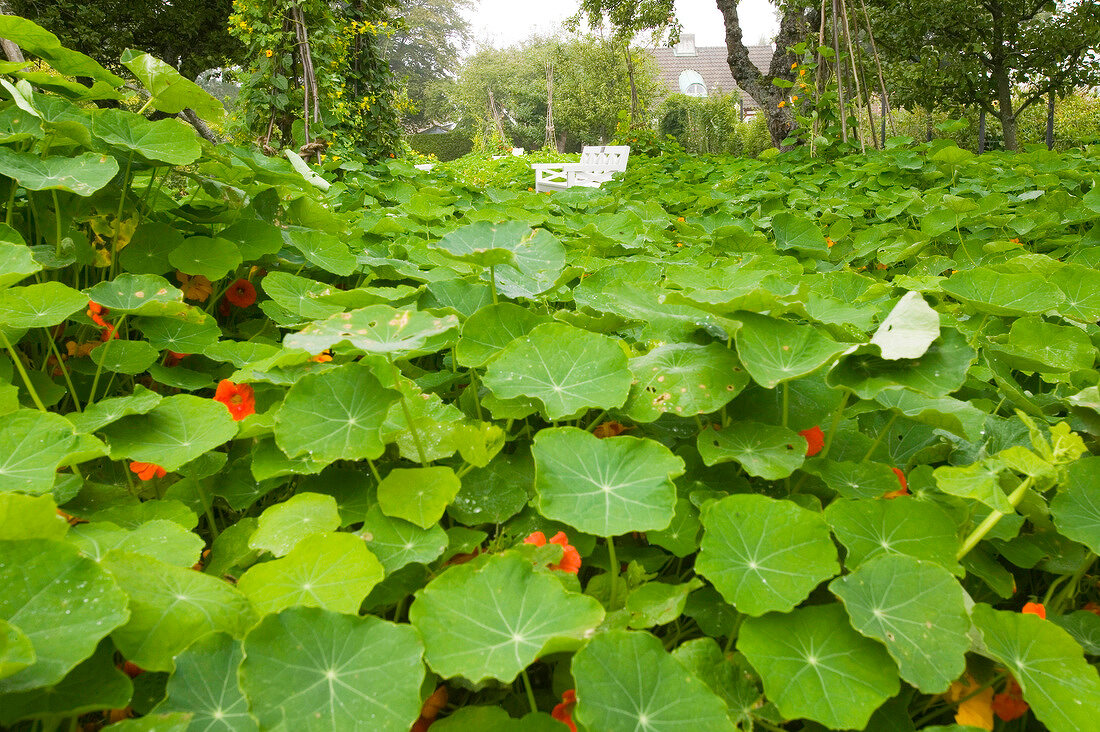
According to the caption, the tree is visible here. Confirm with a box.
[7,0,243,79]
[386,0,472,129]
[867,0,1100,151]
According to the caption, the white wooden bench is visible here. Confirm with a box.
[531,145,630,193]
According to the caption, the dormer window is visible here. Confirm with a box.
[673,33,696,56]
[679,69,707,97]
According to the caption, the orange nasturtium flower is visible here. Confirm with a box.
[884,467,909,498]
[65,341,97,358]
[790,61,798,70]
[799,426,824,457]
[677,216,685,222]
[164,351,188,367]
[130,462,167,481]
[592,421,630,439]
[525,531,582,574]
[214,379,256,421]
[792,95,799,102]
[224,279,257,308]
[777,100,787,108]
[410,685,448,732]
[264,49,274,58]
[826,237,836,248]
[1022,602,1046,619]
[176,271,213,302]
[992,678,1028,722]
[551,689,578,732]
[87,301,110,328]
[948,674,994,730]
[311,350,334,363]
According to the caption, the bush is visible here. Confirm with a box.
[407,131,474,161]
[655,93,774,158]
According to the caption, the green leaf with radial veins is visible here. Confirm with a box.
[1050,457,1100,553]
[456,302,549,368]
[989,316,1095,373]
[0,16,123,84]
[88,339,159,375]
[733,311,848,388]
[532,427,683,536]
[0,539,129,693]
[153,632,257,732]
[0,148,118,196]
[933,460,1012,513]
[830,555,970,693]
[941,268,1066,317]
[237,532,383,616]
[100,394,237,472]
[168,236,242,281]
[274,362,400,463]
[120,49,224,121]
[1050,263,1100,322]
[284,305,458,358]
[101,551,255,672]
[377,466,462,529]
[738,603,900,729]
[408,552,604,683]
[358,505,448,574]
[0,410,77,494]
[827,327,976,399]
[0,493,66,541]
[68,385,161,433]
[573,630,736,732]
[483,322,632,421]
[133,311,220,352]
[84,274,184,314]
[0,241,40,288]
[431,220,525,267]
[248,492,341,557]
[824,497,963,574]
[696,494,839,616]
[772,211,829,255]
[0,281,87,327]
[696,421,806,479]
[972,604,1100,732]
[239,608,424,732]
[66,520,203,567]
[91,110,201,166]
[623,342,749,422]
[489,228,567,300]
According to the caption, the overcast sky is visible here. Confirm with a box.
[464,0,780,50]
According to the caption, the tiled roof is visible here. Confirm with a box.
[650,37,773,110]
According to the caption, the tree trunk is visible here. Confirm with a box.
[1046,92,1055,150]
[991,53,1018,151]
[624,43,639,126]
[714,0,811,150]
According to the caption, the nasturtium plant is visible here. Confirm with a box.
[1,23,1099,727]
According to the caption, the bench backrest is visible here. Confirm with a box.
[578,145,630,171]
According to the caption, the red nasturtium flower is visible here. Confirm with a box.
[214,379,256,421]
[87,301,109,328]
[1022,602,1046,619]
[551,689,578,731]
[130,462,167,481]
[164,351,188,367]
[410,685,448,731]
[799,426,824,457]
[992,678,1028,722]
[592,421,630,439]
[1083,602,1100,617]
[525,531,582,574]
[176,271,213,302]
[884,467,909,498]
[224,278,257,308]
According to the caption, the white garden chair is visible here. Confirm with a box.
[531,145,630,193]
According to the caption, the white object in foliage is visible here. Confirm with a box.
[531,145,630,193]
[871,291,941,360]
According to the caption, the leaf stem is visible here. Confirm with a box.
[50,189,63,256]
[1,328,47,411]
[488,265,498,304]
[819,389,850,460]
[956,477,1033,561]
[388,354,428,466]
[45,334,81,412]
[860,412,898,461]
[606,535,620,610]
[781,380,789,429]
[88,315,125,404]
[520,668,538,714]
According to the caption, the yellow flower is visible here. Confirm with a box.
[778,101,786,108]
[238,20,248,28]
[792,95,799,101]
[790,62,798,70]
[799,68,807,76]
[264,49,273,58]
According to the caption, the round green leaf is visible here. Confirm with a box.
[0,619,34,680]
[489,228,567,300]
[249,492,341,557]
[283,227,357,276]
[377,466,462,529]
[941,269,1065,316]
[0,148,118,196]
[696,421,806,479]
[733,311,848,388]
[408,552,604,683]
[572,630,736,732]
[134,311,220,352]
[0,641,132,725]
[238,532,383,616]
[827,327,976,399]
[432,220,525,267]
[239,607,424,731]
[359,505,448,573]
[456,302,549,368]
[119,223,184,275]
[69,385,161,433]
[274,362,400,463]
[67,520,203,567]
[990,316,1095,373]
[0,409,77,494]
[0,241,40,288]
[0,539,129,692]
[1050,263,1100,323]
[88,338,159,374]
[101,394,237,472]
[0,490,66,540]
[532,427,683,536]
[830,555,970,693]
[85,274,184,314]
[738,603,901,729]
[1051,458,1100,553]
[623,342,749,422]
[772,211,829,255]
[154,632,257,732]
[102,551,255,672]
[120,50,225,121]
[0,281,87,327]
[92,110,201,166]
[168,237,242,282]
[824,497,963,573]
[483,322,632,420]
[447,451,532,525]
[972,604,1100,732]
[802,458,905,499]
[284,305,458,357]
[870,291,940,359]
[696,494,839,616]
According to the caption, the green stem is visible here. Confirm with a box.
[45,335,81,412]
[488,265,498,304]
[956,478,1034,561]
[389,355,428,466]
[136,97,154,115]
[819,389,850,460]
[110,153,133,280]
[607,535,620,610]
[468,368,484,421]
[192,472,221,540]
[1,329,47,411]
[5,180,16,226]
[520,668,538,714]
[723,614,744,654]
[861,412,898,462]
[88,315,126,404]
[1049,552,1096,614]
[50,189,63,256]
[781,380,789,429]
[584,410,608,432]
[366,458,382,483]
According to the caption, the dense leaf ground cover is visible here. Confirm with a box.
[2,26,1100,731]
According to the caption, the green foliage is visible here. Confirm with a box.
[4,21,1100,731]
[656,92,773,157]
[406,130,472,161]
[387,0,472,129]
